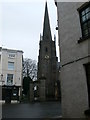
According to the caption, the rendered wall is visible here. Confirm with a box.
[57,2,90,117]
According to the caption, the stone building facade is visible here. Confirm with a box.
[0,47,23,102]
[30,78,46,102]
[55,1,90,118]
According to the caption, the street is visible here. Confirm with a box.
[2,101,61,118]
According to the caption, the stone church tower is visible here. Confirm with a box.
[37,2,58,100]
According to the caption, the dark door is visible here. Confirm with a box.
[5,88,12,103]
[85,63,90,107]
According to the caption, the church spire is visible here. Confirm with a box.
[43,2,52,41]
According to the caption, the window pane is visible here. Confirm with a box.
[7,74,13,85]
[88,21,90,27]
[83,29,88,37]
[89,28,90,33]
[86,12,90,20]
[82,15,86,22]
[81,10,85,16]
[88,12,90,19]
[86,7,90,13]
[8,62,14,70]
[82,23,88,30]
[86,14,89,20]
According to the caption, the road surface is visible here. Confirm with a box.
[2,101,61,118]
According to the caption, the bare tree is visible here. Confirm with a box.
[23,58,37,81]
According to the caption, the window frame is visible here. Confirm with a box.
[8,62,14,70]
[7,74,13,85]
[79,3,90,39]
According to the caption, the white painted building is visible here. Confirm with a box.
[55,1,90,118]
[0,47,23,102]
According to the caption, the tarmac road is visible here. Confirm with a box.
[2,101,61,118]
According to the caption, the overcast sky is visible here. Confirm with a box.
[0,0,59,61]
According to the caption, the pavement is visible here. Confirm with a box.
[0,100,18,104]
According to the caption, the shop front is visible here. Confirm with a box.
[2,85,20,103]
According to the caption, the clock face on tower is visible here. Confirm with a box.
[45,55,49,59]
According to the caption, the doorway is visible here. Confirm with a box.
[85,63,90,107]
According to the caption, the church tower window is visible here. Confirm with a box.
[45,47,48,52]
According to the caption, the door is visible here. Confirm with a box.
[85,63,90,107]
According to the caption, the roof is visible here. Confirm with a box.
[1,47,23,53]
